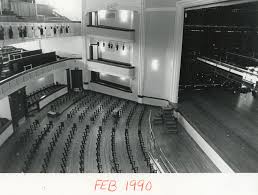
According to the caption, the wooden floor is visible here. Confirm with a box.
[151,108,219,173]
[179,88,258,172]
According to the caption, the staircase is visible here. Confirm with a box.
[153,107,178,134]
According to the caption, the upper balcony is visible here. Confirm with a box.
[0,45,82,98]
[86,10,135,42]
[0,22,81,45]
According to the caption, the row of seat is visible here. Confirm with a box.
[125,103,137,128]
[19,90,89,172]
[124,104,140,173]
[22,121,54,173]
[16,119,40,145]
[125,129,138,173]
[89,95,112,124]
[79,126,90,173]
[60,124,78,173]
[27,84,64,107]
[111,128,121,173]
[138,108,157,173]
[41,122,66,173]
[101,99,121,125]
[96,126,103,173]
[27,83,56,98]
[50,92,75,112]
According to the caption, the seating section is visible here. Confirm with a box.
[27,83,66,111]
[0,46,57,81]
[0,90,162,173]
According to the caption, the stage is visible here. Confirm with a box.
[179,88,258,172]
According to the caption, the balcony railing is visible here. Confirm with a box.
[0,57,82,98]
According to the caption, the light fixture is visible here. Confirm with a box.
[151,59,159,71]
[120,10,129,23]
[120,45,128,56]
[99,10,107,19]
[120,77,126,81]
[100,45,105,52]
[38,77,45,82]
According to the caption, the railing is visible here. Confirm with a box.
[147,110,177,173]
[1,57,80,83]
[0,57,82,99]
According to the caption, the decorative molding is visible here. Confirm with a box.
[138,0,145,97]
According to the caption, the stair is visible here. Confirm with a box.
[163,108,178,133]
[153,108,178,134]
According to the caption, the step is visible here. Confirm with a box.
[167,129,178,134]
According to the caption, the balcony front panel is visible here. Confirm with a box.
[86,25,135,42]
[87,59,135,79]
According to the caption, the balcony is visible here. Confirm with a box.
[87,59,135,79]
[0,22,81,45]
[86,25,135,42]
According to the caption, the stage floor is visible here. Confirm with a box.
[151,108,219,173]
[179,88,258,172]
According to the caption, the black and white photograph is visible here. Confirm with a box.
[0,0,258,192]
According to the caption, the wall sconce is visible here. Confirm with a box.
[151,59,159,71]
[99,10,107,19]
[120,10,129,23]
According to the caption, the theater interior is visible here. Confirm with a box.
[0,0,257,173]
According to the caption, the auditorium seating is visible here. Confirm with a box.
[41,121,66,173]
[0,89,163,173]
[27,83,66,110]
[22,121,54,172]
[0,46,57,81]
[59,123,78,173]
[111,128,121,173]
[79,125,89,173]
